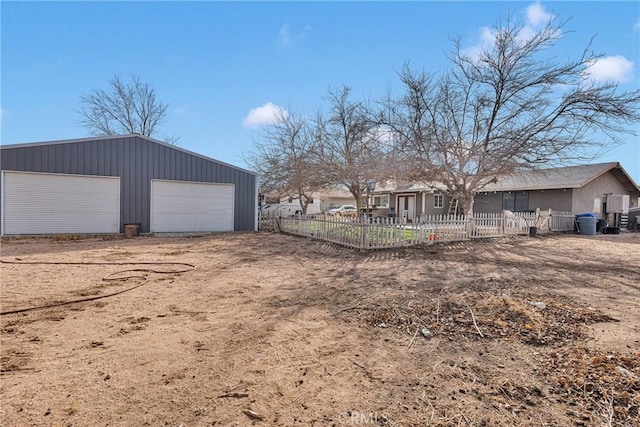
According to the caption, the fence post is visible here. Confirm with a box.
[362,219,369,250]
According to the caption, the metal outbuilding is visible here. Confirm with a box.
[0,134,258,236]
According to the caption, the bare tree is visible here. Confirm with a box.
[313,85,389,211]
[247,108,323,215]
[385,17,640,217]
[79,74,178,144]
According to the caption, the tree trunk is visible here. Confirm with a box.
[461,194,476,238]
[348,183,363,212]
[464,197,475,218]
[297,192,309,216]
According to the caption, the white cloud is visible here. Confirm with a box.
[584,55,635,83]
[464,26,496,59]
[242,102,287,127]
[172,106,188,115]
[277,24,311,47]
[278,25,292,46]
[635,21,640,31]
[517,2,557,43]
[464,2,555,60]
[526,2,553,27]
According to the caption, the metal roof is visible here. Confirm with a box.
[1,134,258,176]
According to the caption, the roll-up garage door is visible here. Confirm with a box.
[150,180,234,232]
[1,171,120,235]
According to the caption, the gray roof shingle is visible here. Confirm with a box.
[481,162,628,191]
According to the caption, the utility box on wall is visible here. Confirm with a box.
[606,194,630,213]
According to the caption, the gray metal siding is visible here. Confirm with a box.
[1,136,256,233]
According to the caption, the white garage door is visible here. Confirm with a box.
[150,180,234,232]
[1,171,120,235]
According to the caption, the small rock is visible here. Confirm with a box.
[617,366,637,379]
[421,328,432,339]
[104,373,111,381]
[530,301,546,309]
[243,409,265,420]
[44,408,51,416]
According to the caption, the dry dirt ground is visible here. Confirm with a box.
[1,231,639,427]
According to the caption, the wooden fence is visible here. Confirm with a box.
[545,211,576,232]
[259,210,577,250]
[258,213,279,232]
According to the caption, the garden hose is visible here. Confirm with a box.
[0,260,195,315]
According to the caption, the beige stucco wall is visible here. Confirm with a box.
[573,171,638,215]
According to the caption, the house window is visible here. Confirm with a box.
[434,193,444,208]
[502,192,529,211]
[372,195,389,208]
[502,193,515,211]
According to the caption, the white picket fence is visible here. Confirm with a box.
[260,210,576,250]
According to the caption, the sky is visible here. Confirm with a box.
[2,1,639,183]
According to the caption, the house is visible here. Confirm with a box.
[474,163,639,219]
[370,163,640,225]
[0,134,258,236]
[370,182,454,221]
[313,188,358,212]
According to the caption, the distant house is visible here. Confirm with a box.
[314,188,358,212]
[370,162,640,224]
[1,134,258,236]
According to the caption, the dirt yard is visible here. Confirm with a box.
[1,231,639,426]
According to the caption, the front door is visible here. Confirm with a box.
[397,195,415,222]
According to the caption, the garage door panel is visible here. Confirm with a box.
[2,171,120,235]
[151,180,234,232]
